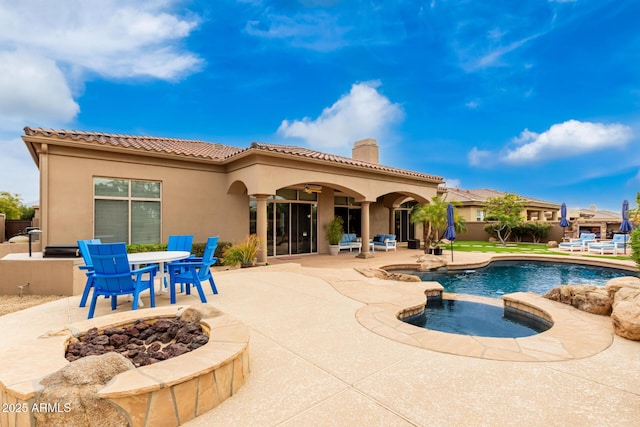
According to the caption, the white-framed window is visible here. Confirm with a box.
[94,178,161,244]
[476,209,485,221]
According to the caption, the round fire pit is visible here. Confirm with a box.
[0,304,250,427]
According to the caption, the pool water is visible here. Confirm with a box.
[405,261,637,298]
[403,299,551,338]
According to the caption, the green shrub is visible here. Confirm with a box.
[630,227,640,270]
[127,241,232,266]
[511,224,527,242]
[126,243,167,253]
[484,223,499,239]
[224,235,262,266]
[485,222,552,243]
[525,222,553,243]
[214,241,232,265]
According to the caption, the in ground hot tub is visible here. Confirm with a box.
[402,297,552,338]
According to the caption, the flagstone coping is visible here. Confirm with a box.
[0,305,249,427]
[353,285,613,362]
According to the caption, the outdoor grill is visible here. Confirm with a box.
[43,244,81,258]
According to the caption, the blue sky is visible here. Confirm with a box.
[1,0,639,211]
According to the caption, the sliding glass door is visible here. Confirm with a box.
[267,202,317,256]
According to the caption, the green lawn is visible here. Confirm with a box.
[450,240,632,261]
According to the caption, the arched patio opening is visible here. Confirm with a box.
[245,183,366,258]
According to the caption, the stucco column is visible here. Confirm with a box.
[538,210,545,221]
[388,207,395,234]
[255,194,268,264]
[357,201,373,258]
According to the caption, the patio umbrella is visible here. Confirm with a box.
[559,203,570,240]
[444,203,456,261]
[620,199,633,254]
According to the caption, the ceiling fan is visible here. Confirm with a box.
[303,184,322,194]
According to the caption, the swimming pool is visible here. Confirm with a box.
[403,299,552,338]
[401,260,637,298]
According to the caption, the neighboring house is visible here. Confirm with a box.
[21,128,444,263]
[445,188,561,223]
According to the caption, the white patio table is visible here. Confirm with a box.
[127,251,190,304]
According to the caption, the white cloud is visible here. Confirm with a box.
[0,51,79,131]
[277,81,404,155]
[245,11,348,51]
[467,147,492,166]
[466,33,541,71]
[0,1,202,81]
[0,135,40,202]
[444,178,461,189]
[465,99,480,109]
[503,119,633,164]
[629,170,640,185]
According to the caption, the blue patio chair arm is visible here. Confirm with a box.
[93,265,156,280]
[168,254,197,263]
[168,258,217,271]
[94,271,138,279]
[168,261,198,270]
[168,260,207,268]
[180,256,202,262]
[199,257,217,268]
[79,265,93,271]
[132,264,158,275]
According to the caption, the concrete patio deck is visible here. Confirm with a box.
[1,248,639,426]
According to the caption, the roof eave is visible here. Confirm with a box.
[21,133,226,165]
[225,146,444,184]
[21,136,40,168]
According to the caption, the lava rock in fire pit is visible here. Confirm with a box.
[164,342,190,358]
[65,317,209,367]
[109,333,129,348]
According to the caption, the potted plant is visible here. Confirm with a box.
[325,216,344,256]
[223,234,261,268]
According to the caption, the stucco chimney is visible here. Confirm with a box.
[352,138,379,164]
[589,204,597,211]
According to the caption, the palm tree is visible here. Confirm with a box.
[410,196,466,254]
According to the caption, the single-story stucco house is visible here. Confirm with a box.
[445,188,561,223]
[21,127,445,263]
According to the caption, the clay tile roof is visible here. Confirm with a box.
[23,127,243,160]
[248,142,442,181]
[447,188,559,207]
[23,127,443,181]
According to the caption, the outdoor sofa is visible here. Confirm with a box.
[371,234,397,251]
[339,233,362,253]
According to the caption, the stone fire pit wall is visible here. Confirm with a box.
[0,305,250,427]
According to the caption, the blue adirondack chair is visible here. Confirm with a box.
[167,236,219,304]
[163,234,194,288]
[77,238,101,308]
[86,242,157,319]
